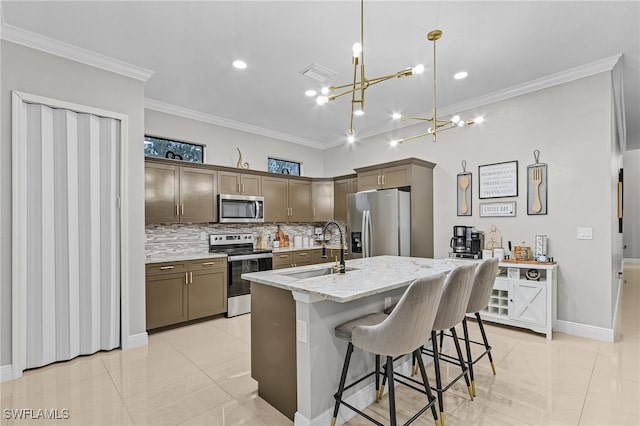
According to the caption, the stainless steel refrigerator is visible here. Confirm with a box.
[347,189,410,258]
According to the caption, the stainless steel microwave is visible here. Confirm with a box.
[218,194,265,223]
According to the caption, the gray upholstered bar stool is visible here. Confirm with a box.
[461,257,499,397]
[331,274,446,426]
[416,263,476,426]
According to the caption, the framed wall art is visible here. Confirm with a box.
[527,150,548,215]
[479,161,518,199]
[457,161,472,216]
[479,201,517,217]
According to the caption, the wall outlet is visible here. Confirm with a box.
[577,227,593,240]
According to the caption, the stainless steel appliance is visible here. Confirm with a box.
[470,230,485,256]
[449,226,484,259]
[218,194,264,223]
[209,233,272,317]
[347,189,410,258]
[450,226,470,253]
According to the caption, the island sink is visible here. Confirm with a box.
[278,266,357,280]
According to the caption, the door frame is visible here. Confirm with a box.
[11,91,131,379]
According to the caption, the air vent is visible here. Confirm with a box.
[299,63,336,82]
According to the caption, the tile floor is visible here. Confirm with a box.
[1,264,638,426]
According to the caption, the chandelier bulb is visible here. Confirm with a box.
[321,87,330,95]
[390,140,399,147]
[347,135,355,143]
[458,121,465,127]
[316,96,329,106]
[412,64,425,75]
[474,116,484,124]
[451,115,460,123]
[392,113,402,120]
[352,43,362,58]
[427,127,434,134]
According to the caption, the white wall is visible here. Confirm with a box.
[0,41,147,366]
[323,72,618,329]
[145,109,325,177]
[623,149,640,259]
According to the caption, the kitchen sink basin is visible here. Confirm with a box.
[279,266,356,279]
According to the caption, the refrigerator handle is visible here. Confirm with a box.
[361,210,367,258]
[366,210,373,257]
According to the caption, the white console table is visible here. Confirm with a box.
[478,260,557,339]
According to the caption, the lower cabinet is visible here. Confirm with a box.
[146,258,227,330]
[272,250,313,269]
[478,261,557,339]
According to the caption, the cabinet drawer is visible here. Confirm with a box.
[146,262,187,276]
[273,252,294,269]
[293,250,312,266]
[188,257,227,271]
[493,277,508,292]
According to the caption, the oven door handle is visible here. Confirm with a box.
[228,253,273,261]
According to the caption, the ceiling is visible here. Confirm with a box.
[2,1,639,150]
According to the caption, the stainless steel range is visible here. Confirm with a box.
[209,233,272,317]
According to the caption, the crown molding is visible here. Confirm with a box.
[0,22,154,82]
[322,55,623,150]
[144,99,326,150]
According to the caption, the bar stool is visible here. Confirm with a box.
[461,257,499,397]
[331,273,446,426]
[417,263,476,426]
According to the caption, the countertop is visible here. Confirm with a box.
[145,251,227,264]
[241,255,473,303]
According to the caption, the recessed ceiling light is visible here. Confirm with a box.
[305,90,317,97]
[454,71,468,80]
[233,60,247,70]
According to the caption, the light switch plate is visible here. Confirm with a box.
[296,320,307,343]
[577,227,593,240]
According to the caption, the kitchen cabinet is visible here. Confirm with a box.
[272,250,313,269]
[356,164,412,191]
[145,257,227,330]
[218,171,262,196]
[478,261,557,339]
[145,161,217,224]
[333,174,357,221]
[263,176,312,223]
[311,180,334,222]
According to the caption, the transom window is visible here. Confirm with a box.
[144,135,204,163]
[268,157,301,176]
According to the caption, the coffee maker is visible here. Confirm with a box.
[450,226,484,259]
[450,226,468,253]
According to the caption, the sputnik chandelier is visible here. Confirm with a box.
[313,0,425,143]
[390,30,484,146]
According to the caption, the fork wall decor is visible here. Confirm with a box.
[457,160,472,216]
[527,150,547,215]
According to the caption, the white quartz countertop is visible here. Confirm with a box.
[242,255,474,303]
[145,252,227,264]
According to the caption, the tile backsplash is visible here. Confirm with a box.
[146,222,347,258]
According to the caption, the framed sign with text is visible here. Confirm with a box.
[480,201,517,217]
[479,161,518,199]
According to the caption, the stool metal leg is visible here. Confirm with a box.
[438,330,445,353]
[375,354,381,402]
[431,330,445,426]
[475,312,496,375]
[462,318,476,397]
[450,327,474,400]
[332,342,354,426]
[386,356,397,426]
[414,349,439,426]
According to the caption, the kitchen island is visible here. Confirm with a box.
[242,255,469,426]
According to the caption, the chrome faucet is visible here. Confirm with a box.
[321,221,346,273]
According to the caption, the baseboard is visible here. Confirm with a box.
[294,358,414,426]
[623,258,640,264]
[1,364,14,383]
[555,320,614,342]
[123,332,148,350]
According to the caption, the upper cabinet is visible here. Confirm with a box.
[356,163,415,192]
[263,176,312,223]
[333,174,358,222]
[145,161,217,224]
[218,171,262,196]
[311,180,334,222]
